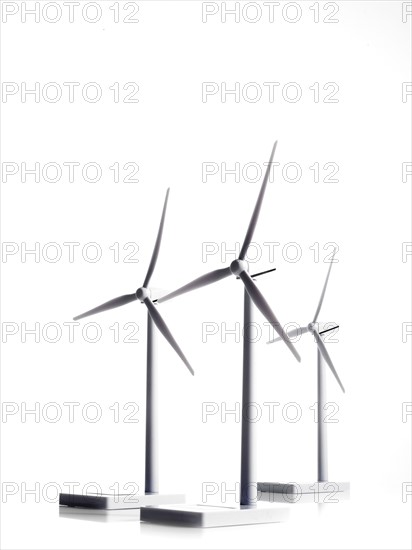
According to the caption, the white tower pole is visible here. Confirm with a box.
[317,347,328,482]
[145,310,158,494]
[240,289,256,507]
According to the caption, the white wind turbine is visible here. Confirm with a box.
[141,142,298,527]
[59,189,193,510]
[258,251,349,501]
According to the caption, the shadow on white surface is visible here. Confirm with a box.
[140,520,204,539]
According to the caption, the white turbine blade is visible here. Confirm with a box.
[157,267,231,303]
[239,271,301,362]
[313,247,337,323]
[73,293,137,320]
[267,326,309,344]
[314,329,345,393]
[239,141,278,260]
[143,188,170,288]
[144,298,194,375]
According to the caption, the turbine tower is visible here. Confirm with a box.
[259,250,349,501]
[59,189,192,510]
[141,142,297,527]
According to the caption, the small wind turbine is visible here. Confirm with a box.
[59,189,192,510]
[258,251,349,502]
[141,142,297,527]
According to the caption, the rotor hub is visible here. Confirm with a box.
[136,287,150,302]
[230,259,248,276]
[308,322,316,333]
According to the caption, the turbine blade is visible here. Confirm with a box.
[73,294,137,321]
[267,326,309,344]
[239,141,278,260]
[239,271,300,362]
[144,298,194,375]
[313,248,337,323]
[314,329,345,393]
[157,267,232,304]
[143,188,170,288]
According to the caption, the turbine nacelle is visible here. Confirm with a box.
[136,287,151,302]
[308,322,316,333]
[230,259,248,277]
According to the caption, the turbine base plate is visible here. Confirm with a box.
[59,506,142,522]
[140,503,289,527]
[258,481,350,504]
[59,492,185,510]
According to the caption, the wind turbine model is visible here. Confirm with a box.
[141,142,298,527]
[258,251,349,502]
[59,189,193,511]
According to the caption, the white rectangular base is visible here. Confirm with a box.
[258,482,350,500]
[59,506,142,522]
[259,489,349,504]
[59,492,185,510]
[140,503,289,528]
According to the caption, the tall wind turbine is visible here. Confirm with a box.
[141,142,297,527]
[59,189,192,511]
[258,250,349,501]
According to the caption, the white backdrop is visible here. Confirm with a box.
[1,1,411,549]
